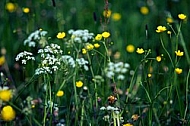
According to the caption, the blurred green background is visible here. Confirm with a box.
[0,0,190,80]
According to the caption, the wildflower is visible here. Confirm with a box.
[82,48,87,54]
[178,14,187,20]
[56,90,64,97]
[22,7,30,13]
[123,123,133,126]
[85,43,94,50]
[102,32,110,38]
[1,105,15,121]
[175,68,182,74]
[140,6,149,15]
[156,26,167,33]
[175,50,184,56]
[136,48,144,54]
[76,58,89,71]
[108,95,117,104]
[0,89,12,102]
[0,56,5,66]
[148,73,152,78]
[166,17,173,23]
[95,34,102,41]
[167,31,172,35]
[15,51,35,64]
[76,81,83,88]
[5,2,16,13]
[156,56,161,62]
[126,44,135,53]
[131,114,140,121]
[112,13,121,21]
[103,9,112,18]
[57,32,66,39]
[94,43,100,48]
[114,51,121,59]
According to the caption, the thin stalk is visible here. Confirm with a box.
[80,100,85,126]
[183,69,190,122]
[160,36,174,68]
[73,69,79,126]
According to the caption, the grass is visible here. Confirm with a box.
[0,0,190,126]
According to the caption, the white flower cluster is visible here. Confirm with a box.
[76,58,89,71]
[68,29,94,43]
[105,62,130,80]
[24,29,48,47]
[60,55,75,68]
[35,44,89,75]
[35,44,63,75]
[15,51,35,64]
[100,106,120,111]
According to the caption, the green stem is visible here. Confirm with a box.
[80,100,85,126]
[160,36,174,68]
[183,69,190,122]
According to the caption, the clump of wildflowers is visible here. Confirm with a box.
[105,62,130,80]
[15,51,35,64]
[24,29,48,47]
[68,29,94,43]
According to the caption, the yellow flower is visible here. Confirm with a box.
[111,13,121,21]
[57,32,66,39]
[82,48,87,54]
[76,81,83,88]
[1,105,15,121]
[102,32,110,38]
[94,43,100,48]
[156,26,167,33]
[103,10,112,18]
[167,31,172,35]
[85,43,94,50]
[0,89,12,102]
[175,68,182,74]
[123,123,133,126]
[5,2,17,13]
[95,34,102,41]
[166,17,173,23]
[22,7,30,13]
[175,50,184,56]
[136,48,144,54]
[156,56,161,62]
[178,14,186,20]
[0,56,5,66]
[56,90,64,97]
[126,44,135,53]
[140,6,149,15]
[148,73,152,78]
